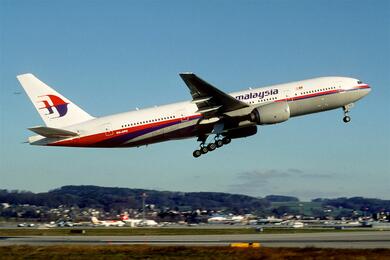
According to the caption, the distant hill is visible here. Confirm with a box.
[265,195,299,202]
[1,186,389,216]
[312,197,390,213]
[0,185,270,214]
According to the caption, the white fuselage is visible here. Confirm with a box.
[29,76,370,148]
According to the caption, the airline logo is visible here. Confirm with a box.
[235,88,279,101]
[38,95,68,117]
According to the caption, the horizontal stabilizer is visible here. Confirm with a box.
[28,126,78,138]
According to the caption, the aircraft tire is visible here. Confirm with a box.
[222,137,231,144]
[343,116,351,123]
[201,146,208,154]
[207,143,217,151]
[216,140,224,148]
[193,150,202,158]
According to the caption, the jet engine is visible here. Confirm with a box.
[249,102,290,125]
[224,125,257,139]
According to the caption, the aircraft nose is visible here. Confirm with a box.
[360,84,371,97]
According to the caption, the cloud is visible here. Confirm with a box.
[236,170,291,180]
[227,169,341,197]
[227,169,292,195]
[287,168,303,174]
[300,173,336,178]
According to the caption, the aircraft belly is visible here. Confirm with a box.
[164,120,199,140]
[289,93,342,117]
[123,120,199,146]
[338,89,367,104]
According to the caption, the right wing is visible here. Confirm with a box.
[179,73,249,118]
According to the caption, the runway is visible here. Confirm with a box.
[1,231,390,248]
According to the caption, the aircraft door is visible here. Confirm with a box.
[103,123,113,136]
[283,89,299,116]
[176,108,189,122]
[164,108,192,140]
[283,89,293,101]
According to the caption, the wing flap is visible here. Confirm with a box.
[28,126,78,138]
[196,105,222,114]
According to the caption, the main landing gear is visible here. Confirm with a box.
[192,136,232,158]
[342,104,354,123]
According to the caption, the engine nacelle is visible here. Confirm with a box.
[224,125,257,139]
[250,102,290,125]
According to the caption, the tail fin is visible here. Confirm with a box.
[91,216,99,224]
[17,73,94,128]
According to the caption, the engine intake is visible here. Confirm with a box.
[250,102,290,125]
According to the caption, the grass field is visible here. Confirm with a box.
[0,227,373,236]
[0,245,389,259]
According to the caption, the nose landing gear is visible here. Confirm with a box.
[342,104,354,123]
[343,115,351,123]
[192,136,232,158]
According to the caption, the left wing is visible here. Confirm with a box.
[179,73,249,118]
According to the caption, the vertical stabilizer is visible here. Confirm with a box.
[17,73,94,128]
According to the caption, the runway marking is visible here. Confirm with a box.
[1,232,390,249]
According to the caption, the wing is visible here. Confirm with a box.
[179,73,249,118]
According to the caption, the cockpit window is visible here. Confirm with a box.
[357,80,363,84]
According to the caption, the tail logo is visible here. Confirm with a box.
[37,95,69,117]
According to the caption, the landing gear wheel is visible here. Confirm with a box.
[215,140,224,148]
[343,115,351,123]
[207,143,217,151]
[200,146,208,154]
[222,137,231,145]
[193,150,201,158]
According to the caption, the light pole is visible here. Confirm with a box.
[141,193,147,226]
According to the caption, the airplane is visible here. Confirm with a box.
[17,73,371,158]
[257,216,284,224]
[90,216,125,227]
[207,215,245,224]
[207,216,228,223]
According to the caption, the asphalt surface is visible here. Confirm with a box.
[1,231,390,248]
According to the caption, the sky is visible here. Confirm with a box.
[0,0,389,201]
